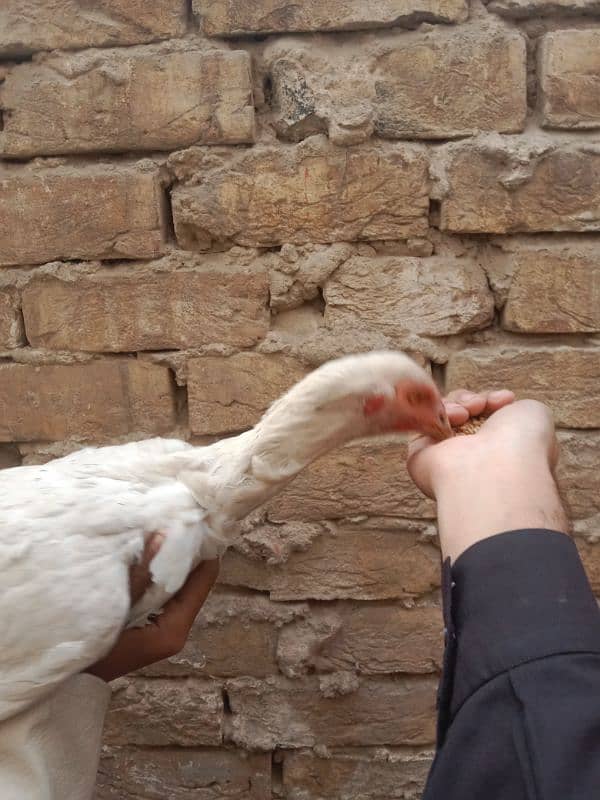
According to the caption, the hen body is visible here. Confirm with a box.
[0,351,449,721]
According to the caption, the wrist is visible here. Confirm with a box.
[434,453,568,562]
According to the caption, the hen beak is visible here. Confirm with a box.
[424,406,453,441]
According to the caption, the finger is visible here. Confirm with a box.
[445,389,478,405]
[157,559,219,632]
[444,390,487,417]
[129,532,164,604]
[443,401,470,426]
[445,389,473,402]
[483,389,516,414]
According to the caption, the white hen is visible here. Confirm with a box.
[0,351,450,721]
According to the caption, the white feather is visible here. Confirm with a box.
[0,351,433,720]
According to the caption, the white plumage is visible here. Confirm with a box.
[0,351,449,721]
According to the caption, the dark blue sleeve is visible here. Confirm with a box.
[424,530,600,800]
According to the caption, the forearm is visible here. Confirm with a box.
[434,449,569,563]
[0,675,110,800]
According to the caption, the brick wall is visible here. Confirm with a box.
[1,1,600,797]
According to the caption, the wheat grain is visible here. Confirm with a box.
[453,417,486,435]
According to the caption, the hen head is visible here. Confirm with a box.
[356,352,451,440]
[278,351,452,442]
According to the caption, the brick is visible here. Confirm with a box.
[96,747,271,800]
[376,29,525,138]
[446,347,600,428]
[556,431,600,522]
[267,439,435,522]
[539,31,600,131]
[171,136,429,249]
[141,588,305,678]
[220,522,440,600]
[188,353,307,435]
[503,241,600,332]
[94,747,271,800]
[277,603,443,676]
[283,749,432,800]
[1,46,254,158]
[0,361,176,442]
[440,139,600,234]
[269,29,525,142]
[324,255,494,340]
[0,0,186,56]
[21,257,269,352]
[195,0,468,35]
[0,287,22,348]
[486,0,600,18]
[0,162,164,267]
[103,678,223,746]
[227,675,437,749]
[164,618,279,678]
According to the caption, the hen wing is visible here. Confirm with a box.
[0,438,216,720]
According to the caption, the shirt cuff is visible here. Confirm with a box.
[446,529,600,718]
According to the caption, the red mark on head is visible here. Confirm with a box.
[363,395,386,416]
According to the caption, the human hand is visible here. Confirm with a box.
[407,389,516,499]
[407,392,567,562]
[87,535,218,682]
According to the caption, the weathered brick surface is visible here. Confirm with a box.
[171,137,430,249]
[104,678,223,746]
[267,243,355,311]
[283,749,433,800]
[556,431,600,523]
[502,240,600,332]
[21,257,269,352]
[267,440,435,521]
[324,255,494,339]
[195,0,468,35]
[0,0,186,56]
[0,163,165,267]
[440,139,600,233]
[220,523,440,600]
[227,675,437,749]
[0,287,22,348]
[539,31,600,130]
[277,602,443,676]
[141,588,305,678]
[1,46,254,157]
[486,0,600,17]
[96,747,271,800]
[375,29,526,139]
[0,361,176,442]
[446,348,600,428]
[188,353,307,435]
[269,29,525,142]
